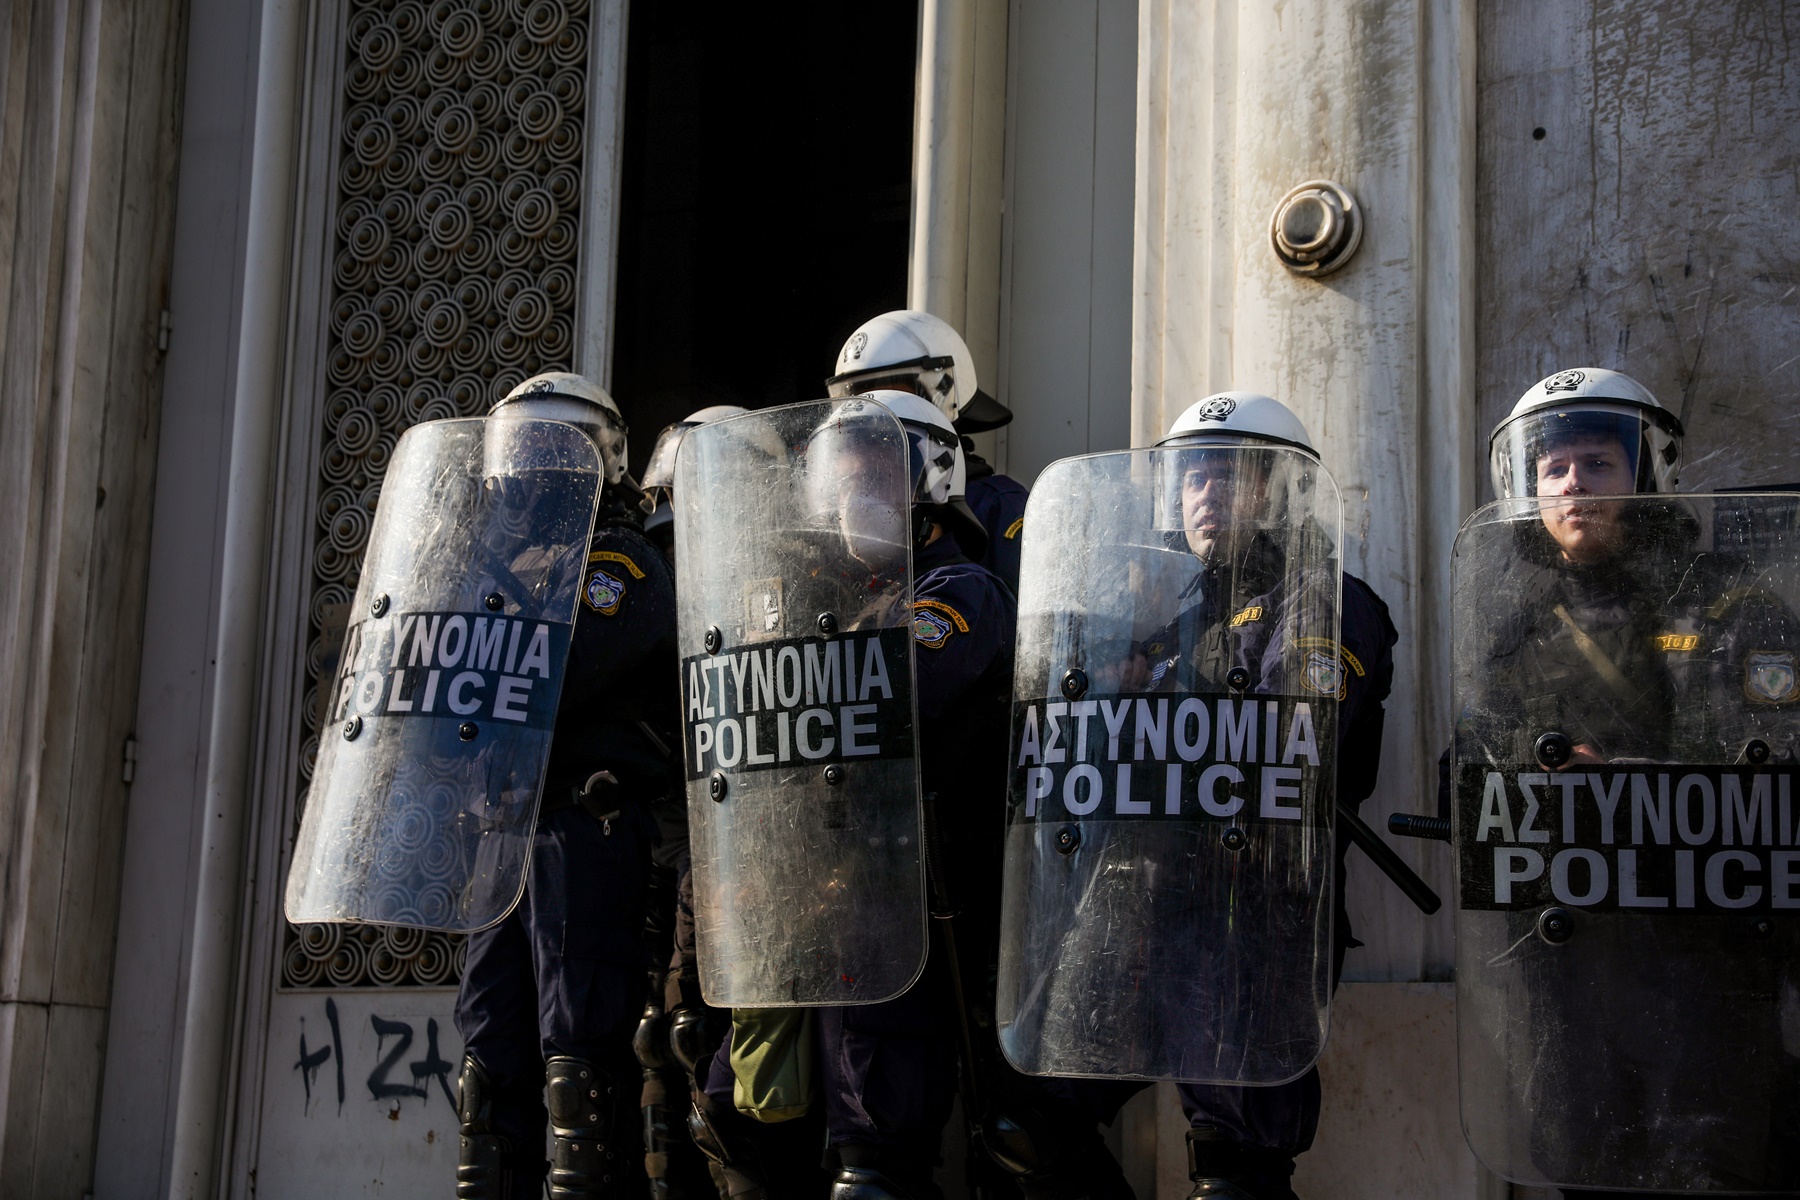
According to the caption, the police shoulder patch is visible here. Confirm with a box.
[587,548,647,579]
[912,598,970,650]
[1004,517,1024,540]
[584,568,626,615]
[1293,637,1363,700]
[1745,650,1798,704]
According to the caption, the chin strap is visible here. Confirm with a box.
[913,508,936,548]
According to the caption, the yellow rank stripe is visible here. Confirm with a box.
[1294,637,1365,677]
[587,549,646,579]
[1004,517,1024,540]
[913,598,970,632]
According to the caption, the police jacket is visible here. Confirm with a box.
[1463,505,1800,765]
[956,444,1030,596]
[545,495,681,800]
[909,533,1017,910]
[1140,534,1398,811]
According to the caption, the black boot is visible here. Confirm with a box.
[1185,1126,1297,1200]
[982,1103,1134,1200]
[830,1145,943,1200]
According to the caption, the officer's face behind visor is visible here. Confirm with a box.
[1173,448,1272,563]
[1523,417,1641,565]
[804,425,912,570]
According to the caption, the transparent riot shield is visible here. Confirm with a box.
[996,445,1342,1083]
[285,417,601,932]
[674,399,924,1007]
[1452,492,1800,1193]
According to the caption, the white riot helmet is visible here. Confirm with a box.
[1488,368,1683,499]
[490,371,630,485]
[1158,391,1318,455]
[824,310,1014,433]
[1154,392,1320,559]
[803,390,989,567]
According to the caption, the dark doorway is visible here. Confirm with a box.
[609,1,918,471]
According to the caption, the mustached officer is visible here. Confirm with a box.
[675,392,1016,1200]
[453,373,681,1199]
[1434,369,1800,1196]
[989,392,1396,1200]
[827,310,1029,595]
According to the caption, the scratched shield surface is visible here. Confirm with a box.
[285,416,601,933]
[256,990,464,1197]
[1451,493,1800,1193]
[673,400,927,1007]
[995,445,1343,1085]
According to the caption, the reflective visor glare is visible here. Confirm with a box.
[828,372,924,400]
[806,431,907,517]
[1506,412,1646,498]
[1157,447,1275,532]
[640,424,691,490]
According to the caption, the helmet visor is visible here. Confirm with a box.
[1489,403,1679,500]
[491,396,629,483]
[824,355,955,403]
[1153,444,1305,559]
[800,405,914,566]
[640,420,696,493]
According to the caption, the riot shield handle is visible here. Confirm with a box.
[1337,802,1441,915]
[1387,813,1451,842]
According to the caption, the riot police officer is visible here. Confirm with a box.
[1444,369,1800,1197]
[454,373,681,1199]
[633,403,753,1199]
[827,310,1029,593]
[678,392,1016,1200]
[989,392,1396,1200]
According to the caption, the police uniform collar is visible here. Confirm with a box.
[594,489,644,530]
[959,437,996,481]
[915,535,972,571]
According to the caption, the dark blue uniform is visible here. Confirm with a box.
[455,510,679,1193]
[700,533,1017,1187]
[1022,565,1396,1200]
[959,446,1029,595]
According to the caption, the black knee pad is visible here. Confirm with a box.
[635,971,673,1072]
[456,1055,512,1200]
[668,1006,710,1074]
[686,1098,772,1199]
[546,1056,626,1198]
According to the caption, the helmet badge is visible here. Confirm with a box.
[1542,370,1586,393]
[847,331,868,362]
[1197,396,1237,421]
[526,378,556,394]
